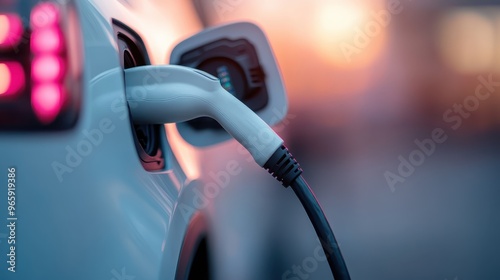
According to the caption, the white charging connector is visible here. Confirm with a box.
[124,65,283,166]
[124,64,351,280]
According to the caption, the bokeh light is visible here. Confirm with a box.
[437,8,496,74]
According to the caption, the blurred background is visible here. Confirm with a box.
[186,0,500,279]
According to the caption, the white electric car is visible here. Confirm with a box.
[0,0,289,279]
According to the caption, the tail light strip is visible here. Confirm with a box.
[30,2,66,124]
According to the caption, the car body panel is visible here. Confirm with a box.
[1,1,286,279]
[0,1,207,279]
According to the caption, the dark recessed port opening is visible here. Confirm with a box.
[113,19,164,171]
[188,238,211,280]
[176,214,212,280]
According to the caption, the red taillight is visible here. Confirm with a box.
[0,14,24,97]
[0,14,23,49]
[31,28,63,53]
[0,62,25,97]
[30,2,60,29]
[0,1,81,130]
[30,2,66,125]
[32,55,64,82]
[31,84,63,124]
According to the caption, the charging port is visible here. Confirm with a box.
[113,19,164,171]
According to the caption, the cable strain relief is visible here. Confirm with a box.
[263,144,303,187]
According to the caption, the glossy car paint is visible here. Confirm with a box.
[0,1,217,279]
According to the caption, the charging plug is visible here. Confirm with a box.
[124,64,350,280]
[125,65,283,166]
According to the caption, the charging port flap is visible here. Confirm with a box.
[170,22,288,147]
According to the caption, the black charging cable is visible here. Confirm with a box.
[264,145,351,280]
[124,65,350,279]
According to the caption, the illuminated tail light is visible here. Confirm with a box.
[30,2,66,124]
[32,55,64,82]
[0,1,82,130]
[0,62,25,97]
[0,14,25,98]
[31,83,63,124]
[30,2,60,29]
[0,14,23,49]
[31,28,63,53]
